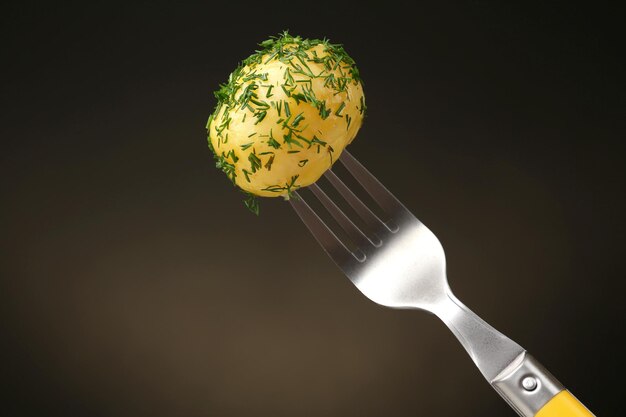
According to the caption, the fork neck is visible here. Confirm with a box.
[430,290,525,382]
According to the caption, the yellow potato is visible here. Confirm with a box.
[207,33,366,212]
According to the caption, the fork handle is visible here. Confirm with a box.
[535,391,593,417]
[437,294,593,416]
[491,353,594,417]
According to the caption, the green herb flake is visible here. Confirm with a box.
[267,130,281,149]
[248,152,262,172]
[334,102,346,117]
[244,194,259,215]
[265,154,275,170]
[318,102,330,119]
[284,101,291,118]
[292,112,305,127]
[358,96,367,115]
[254,110,267,124]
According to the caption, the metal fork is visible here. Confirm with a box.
[289,150,592,417]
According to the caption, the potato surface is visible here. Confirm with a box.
[207,33,365,209]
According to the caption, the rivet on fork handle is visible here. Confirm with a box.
[492,352,563,417]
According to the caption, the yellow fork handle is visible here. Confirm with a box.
[535,390,594,417]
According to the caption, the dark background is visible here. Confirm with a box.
[1,1,624,416]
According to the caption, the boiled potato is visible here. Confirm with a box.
[207,32,365,212]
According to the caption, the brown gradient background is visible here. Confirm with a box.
[1,2,624,416]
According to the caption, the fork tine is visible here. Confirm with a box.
[340,150,407,217]
[324,169,394,233]
[289,191,365,263]
[309,183,382,247]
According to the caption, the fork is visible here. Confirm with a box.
[289,150,593,417]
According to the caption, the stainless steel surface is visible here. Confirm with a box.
[492,353,563,417]
[289,150,558,416]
